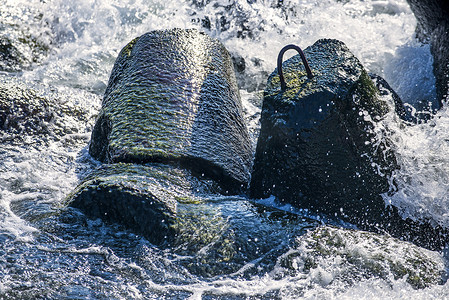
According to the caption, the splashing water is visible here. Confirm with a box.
[1,0,449,298]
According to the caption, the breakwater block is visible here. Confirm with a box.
[250,39,449,250]
[250,39,397,229]
[89,28,252,192]
[407,0,449,108]
[67,28,253,245]
[67,163,224,246]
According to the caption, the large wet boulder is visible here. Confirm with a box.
[89,28,252,192]
[249,39,449,250]
[67,29,253,246]
[406,0,449,108]
[250,39,397,227]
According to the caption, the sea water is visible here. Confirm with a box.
[1,0,449,298]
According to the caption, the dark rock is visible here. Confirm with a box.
[250,38,449,250]
[69,28,255,249]
[250,39,397,230]
[0,77,94,145]
[0,80,53,137]
[0,38,24,72]
[0,4,52,72]
[369,73,416,123]
[89,28,252,192]
[406,0,449,108]
[232,54,246,73]
[67,163,214,246]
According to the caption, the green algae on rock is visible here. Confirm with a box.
[67,163,221,246]
[89,28,252,191]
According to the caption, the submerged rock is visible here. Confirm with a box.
[67,163,217,246]
[0,4,52,72]
[89,28,252,192]
[0,81,53,138]
[406,0,449,108]
[0,77,93,145]
[66,162,318,275]
[250,39,397,227]
[278,226,446,289]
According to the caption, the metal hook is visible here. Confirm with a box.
[277,44,313,91]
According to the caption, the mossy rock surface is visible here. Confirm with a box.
[250,39,398,227]
[66,163,221,246]
[89,28,252,191]
[279,226,446,289]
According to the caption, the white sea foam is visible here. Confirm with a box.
[385,105,449,226]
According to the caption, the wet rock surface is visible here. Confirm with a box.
[250,39,396,226]
[89,28,252,191]
[68,29,255,249]
[68,163,180,246]
[369,73,416,123]
[0,81,53,138]
[250,38,449,250]
[66,162,319,274]
[0,77,93,146]
[0,4,52,72]
[407,0,449,108]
